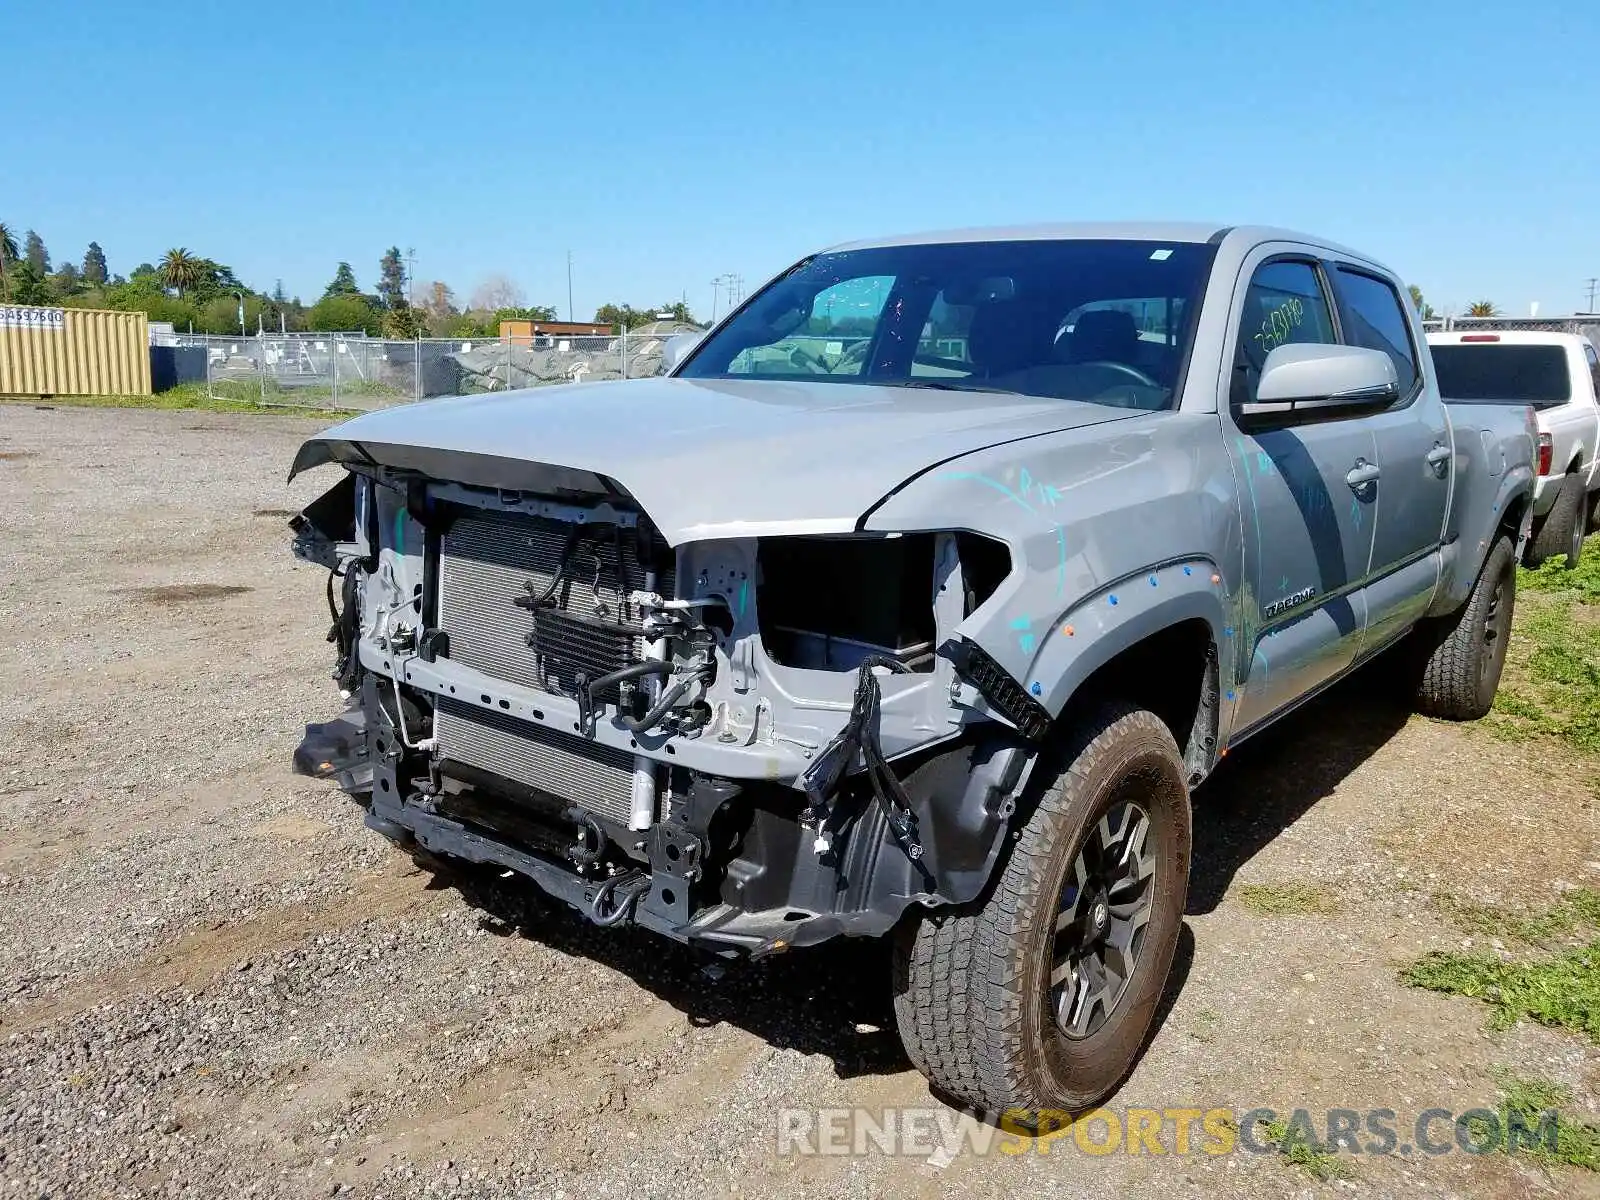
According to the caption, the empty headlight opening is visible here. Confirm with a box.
[755,532,1011,673]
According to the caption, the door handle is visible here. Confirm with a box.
[1426,443,1452,474]
[1346,459,1381,489]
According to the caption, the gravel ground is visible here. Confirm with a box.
[1,404,1597,1199]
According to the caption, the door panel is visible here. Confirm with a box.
[1225,257,1379,734]
[1229,422,1377,729]
[1366,395,1451,575]
[1333,266,1449,627]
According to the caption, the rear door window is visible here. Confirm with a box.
[1335,268,1420,399]
[1585,343,1599,396]
[1430,344,1572,409]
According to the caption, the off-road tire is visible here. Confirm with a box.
[892,703,1190,1121]
[1414,535,1516,720]
[1527,473,1586,569]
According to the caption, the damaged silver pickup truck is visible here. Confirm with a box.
[288,223,1537,1117]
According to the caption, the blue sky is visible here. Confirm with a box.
[5,1,1595,319]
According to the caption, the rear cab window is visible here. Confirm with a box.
[1430,342,1572,409]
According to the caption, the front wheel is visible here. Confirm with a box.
[1413,535,1516,720]
[892,704,1191,1119]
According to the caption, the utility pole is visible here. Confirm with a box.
[567,251,574,322]
[709,276,722,323]
[1585,277,1598,314]
[405,247,416,305]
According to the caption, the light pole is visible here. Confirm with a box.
[233,291,245,336]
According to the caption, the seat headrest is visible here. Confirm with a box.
[1062,309,1140,364]
[967,301,1053,375]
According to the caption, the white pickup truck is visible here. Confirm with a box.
[1428,329,1600,566]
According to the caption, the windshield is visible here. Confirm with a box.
[677,239,1216,410]
[1430,343,1572,409]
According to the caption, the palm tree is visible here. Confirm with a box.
[1467,300,1499,317]
[0,223,18,300]
[159,247,202,297]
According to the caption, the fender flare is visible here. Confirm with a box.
[1026,558,1228,717]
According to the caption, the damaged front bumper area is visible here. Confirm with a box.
[290,458,1037,956]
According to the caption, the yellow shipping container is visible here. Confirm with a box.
[0,304,151,397]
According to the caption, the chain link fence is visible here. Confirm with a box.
[179,330,679,410]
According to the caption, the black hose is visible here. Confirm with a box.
[584,658,671,698]
[618,672,701,735]
[564,807,607,868]
[589,870,650,927]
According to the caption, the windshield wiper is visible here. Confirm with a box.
[874,378,1020,395]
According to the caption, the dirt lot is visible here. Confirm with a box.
[2,404,1597,1199]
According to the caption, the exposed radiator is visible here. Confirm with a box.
[435,697,636,825]
[437,510,673,702]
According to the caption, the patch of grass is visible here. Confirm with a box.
[1435,887,1600,946]
[1518,539,1600,604]
[1236,882,1341,916]
[1255,1118,1355,1182]
[1401,939,1600,1041]
[2,384,359,419]
[1486,572,1600,752]
[1459,1070,1600,1172]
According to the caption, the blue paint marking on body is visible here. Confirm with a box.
[1183,565,1193,576]
[394,508,406,556]
[1226,689,1236,701]
[738,579,749,619]
[1108,594,1119,606]
[944,469,1069,596]
[1030,681,1043,696]
[1149,574,1159,586]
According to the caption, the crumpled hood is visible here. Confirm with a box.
[290,376,1138,544]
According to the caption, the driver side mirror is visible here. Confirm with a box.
[1237,343,1398,429]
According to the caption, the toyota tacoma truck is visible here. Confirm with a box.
[1427,328,1600,566]
[288,223,1537,1119]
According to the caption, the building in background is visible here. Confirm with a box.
[499,318,615,344]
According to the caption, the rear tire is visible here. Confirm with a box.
[1526,474,1586,568]
[892,703,1190,1120]
[1414,535,1516,720]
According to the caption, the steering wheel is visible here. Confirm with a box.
[1072,360,1161,389]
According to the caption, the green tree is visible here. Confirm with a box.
[382,304,425,338]
[53,262,82,296]
[323,262,360,298]
[7,261,54,305]
[1406,284,1437,321]
[307,293,379,334]
[271,278,287,304]
[159,248,203,297]
[594,302,658,331]
[1467,300,1499,317]
[82,242,107,287]
[377,247,407,309]
[0,223,18,299]
[23,230,49,273]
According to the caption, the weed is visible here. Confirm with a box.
[1255,1118,1355,1181]
[1434,888,1600,946]
[1236,882,1340,916]
[1459,1070,1600,1172]
[1486,569,1600,752]
[1402,940,1600,1041]
[2,386,358,419]
[1518,542,1600,604]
